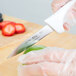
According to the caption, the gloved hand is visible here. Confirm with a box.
[51,0,76,31]
[18,47,76,76]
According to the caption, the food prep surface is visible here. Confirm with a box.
[0,15,76,76]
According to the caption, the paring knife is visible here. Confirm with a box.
[8,0,76,58]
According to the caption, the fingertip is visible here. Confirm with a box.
[63,23,71,31]
[51,0,70,13]
[51,0,60,13]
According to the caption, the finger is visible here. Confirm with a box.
[71,2,76,18]
[63,23,70,31]
[18,64,43,76]
[39,62,64,76]
[18,62,64,76]
[18,47,76,64]
[51,0,70,13]
[63,2,76,30]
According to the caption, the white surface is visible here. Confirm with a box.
[0,0,76,34]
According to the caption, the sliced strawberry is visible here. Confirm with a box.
[2,23,16,36]
[0,21,16,29]
[15,23,26,34]
[0,24,2,29]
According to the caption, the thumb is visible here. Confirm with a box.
[51,0,70,13]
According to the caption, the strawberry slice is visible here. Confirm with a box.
[2,23,16,36]
[15,23,25,34]
[0,21,16,29]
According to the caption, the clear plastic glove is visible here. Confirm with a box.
[51,0,76,31]
[18,47,76,76]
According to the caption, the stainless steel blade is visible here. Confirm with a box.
[8,25,53,58]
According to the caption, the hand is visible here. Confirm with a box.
[51,0,76,31]
[18,47,76,76]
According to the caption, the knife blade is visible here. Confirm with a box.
[8,0,76,58]
[8,25,53,58]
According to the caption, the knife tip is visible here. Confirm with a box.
[7,49,18,59]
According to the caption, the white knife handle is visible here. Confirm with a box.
[45,0,76,33]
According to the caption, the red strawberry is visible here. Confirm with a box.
[2,23,16,36]
[15,23,25,34]
[0,21,16,29]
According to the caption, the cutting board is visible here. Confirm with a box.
[0,15,43,63]
[0,15,76,76]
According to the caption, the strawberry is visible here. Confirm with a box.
[0,21,16,29]
[15,23,25,34]
[2,23,16,36]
